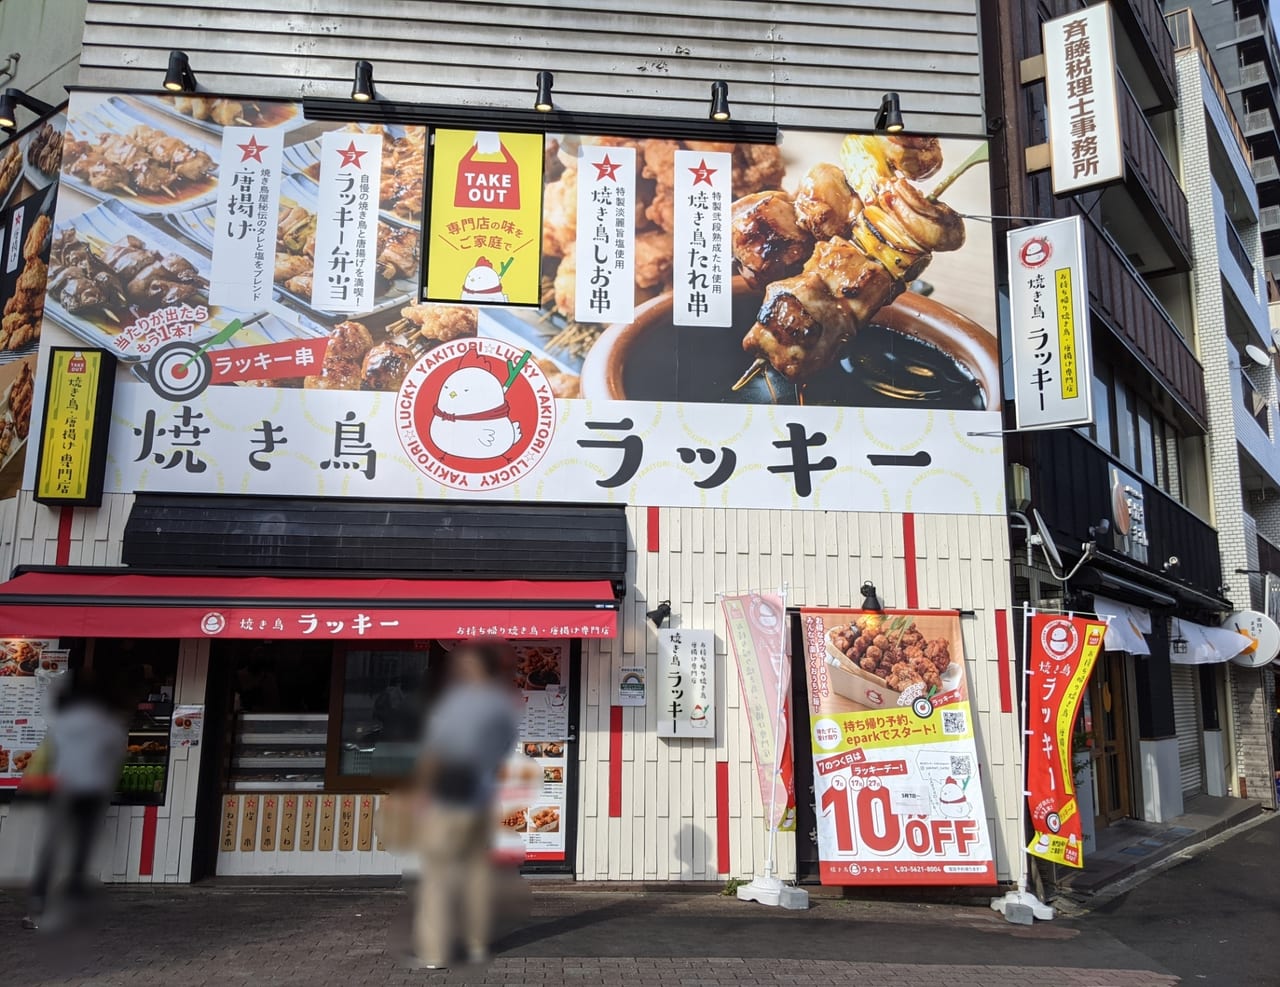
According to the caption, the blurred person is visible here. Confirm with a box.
[22,672,126,931]
[411,641,519,970]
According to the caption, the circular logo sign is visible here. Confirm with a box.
[1040,618,1079,660]
[1224,609,1280,668]
[201,612,226,635]
[396,338,556,491]
[1019,236,1052,269]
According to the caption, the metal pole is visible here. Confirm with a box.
[1018,606,1034,895]
[762,584,788,880]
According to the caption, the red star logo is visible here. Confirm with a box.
[336,141,368,169]
[689,158,717,186]
[592,154,623,182]
[237,136,269,163]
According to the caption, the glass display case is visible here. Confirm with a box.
[228,712,327,791]
[116,699,172,806]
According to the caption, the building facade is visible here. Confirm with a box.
[0,1,1029,889]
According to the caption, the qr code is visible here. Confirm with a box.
[942,710,968,736]
[950,754,973,777]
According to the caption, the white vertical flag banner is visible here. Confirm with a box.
[311,130,384,313]
[1043,3,1124,195]
[673,149,733,327]
[210,127,283,308]
[574,144,635,324]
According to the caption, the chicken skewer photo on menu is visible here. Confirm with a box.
[730,136,988,391]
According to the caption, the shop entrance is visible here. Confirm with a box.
[1086,651,1133,826]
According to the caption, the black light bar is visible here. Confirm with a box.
[301,96,779,145]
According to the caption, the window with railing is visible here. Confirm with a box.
[1225,213,1257,287]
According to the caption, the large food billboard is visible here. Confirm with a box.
[23,91,1004,515]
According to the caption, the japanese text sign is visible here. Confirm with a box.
[1025,614,1105,868]
[311,130,383,313]
[672,149,733,327]
[721,593,796,830]
[1043,4,1124,195]
[1008,217,1093,430]
[574,143,636,324]
[1109,463,1148,564]
[801,609,996,886]
[425,129,544,306]
[34,348,116,506]
[209,127,282,307]
[656,628,715,738]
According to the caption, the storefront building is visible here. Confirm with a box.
[0,1,1029,887]
[983,0,1274,869]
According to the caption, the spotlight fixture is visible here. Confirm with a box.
[709,81,730,122]
[646,600,672,628]
[0,88,55,131]
[351,60,376,103]
[874,92,904,133]
[163,50,197,93]
[534,70,554,112]
[859,581,884,613]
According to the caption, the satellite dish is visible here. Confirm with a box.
[1031,508,1064,570]
[1245,344,1271,368]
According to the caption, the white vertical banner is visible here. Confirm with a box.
[672,149,733,327]
[311,130,384,313]
[5,207,21,274]
[210,127,283,308]
[1007,216,1093,430]
[656,628,715,739]
[1043,3,1124,195]
[574,144,635,324]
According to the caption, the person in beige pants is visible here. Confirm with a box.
[412,643,519,970]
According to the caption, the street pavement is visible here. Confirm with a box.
[2,813,1275,986]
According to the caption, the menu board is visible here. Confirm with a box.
[0,638,64,786]
[498,641,569,861]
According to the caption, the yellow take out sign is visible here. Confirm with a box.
[424,129,544,306]
[35,348,115,506]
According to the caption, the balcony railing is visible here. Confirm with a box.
[1114,0,1179,105]
[1118,73,1191,259]
[1083,216,1209,426]
[1262,205,1280,231]
[1225,214,1257,287]
[1255,156,1280,183]
[1237,14,1265,41]
[1238,61,1272,89]
[1168,9,1254,165]
[1241,369,1270,435]
[1244,109,1275,135]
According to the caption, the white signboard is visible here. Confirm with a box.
[672,149,733,327]
[1224,609,1280,668]
[1043,3,1124,195]
[210,127,283,307]
[574,144,636,324]
[657,628,714,739]
[1008,217,1093,430]
[311,130,383,313]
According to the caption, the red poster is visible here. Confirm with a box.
[1025,615,1106,868]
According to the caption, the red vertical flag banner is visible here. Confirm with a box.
[1025,614,1106,868]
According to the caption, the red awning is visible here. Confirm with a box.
[0,569,620,640]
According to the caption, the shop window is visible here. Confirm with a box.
[328,645,441,788]
[1092,365,1114,455]
[1114,380,1138,470]
[1137,400,1156,484]
[92,638,179,806]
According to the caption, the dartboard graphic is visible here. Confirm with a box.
[147,341,213,402]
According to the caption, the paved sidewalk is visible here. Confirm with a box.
[3,886,1180,987]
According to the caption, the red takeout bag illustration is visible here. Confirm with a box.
[455,134,520,210]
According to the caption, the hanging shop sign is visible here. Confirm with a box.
[0,105,64,500]
[424,129,544,306]
[26,92,1007,516]
[1007,216,1093,430]
[800,609,995,886]
[656,628,715,738]
[1222,610,1279,668]
[33,347,116,506]
[1091,595,1151,655]
[1025,614,1106,868]
[722,592,796,830]
[1107,463,1149,564]
[1043,3,1124,195]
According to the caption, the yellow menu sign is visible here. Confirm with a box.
[425,129,544,306]
[35,348,115,506]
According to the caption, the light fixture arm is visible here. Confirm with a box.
[0,53,19,87]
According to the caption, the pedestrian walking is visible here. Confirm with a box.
[411,641,519,970]
[23,671,126,931]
